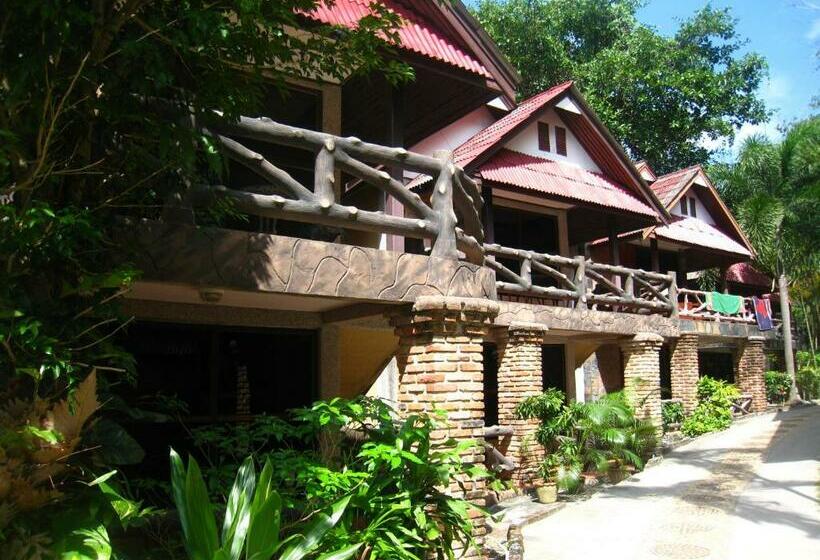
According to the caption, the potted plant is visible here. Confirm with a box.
[535,455,560,503]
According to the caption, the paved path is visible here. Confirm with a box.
[523,406,820,560]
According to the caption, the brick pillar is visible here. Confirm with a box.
[620,332,664,430]
[391,296,498,556]
[735,336,767,412]
[497,322,547,488]
[670,333,699,414]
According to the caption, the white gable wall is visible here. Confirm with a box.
[504,107,601,173]
[669,187,717,225]
[409,105,496,156]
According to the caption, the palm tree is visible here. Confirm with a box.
[711,116,820,400]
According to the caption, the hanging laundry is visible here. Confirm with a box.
[708,291,743,315]
[752,296,774,331]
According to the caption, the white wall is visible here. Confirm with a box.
[669,185,717,225]
[409,105,496,156]
[504,107,601,173]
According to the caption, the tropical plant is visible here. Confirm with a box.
[795,351,820,400]
[711,117,820,395]
[764,371,792,404]
[186,398,483,559]
[472,0,768,173]
[681,376,740,437]
[170,450,361,560]
[661,401,685,432]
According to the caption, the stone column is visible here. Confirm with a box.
[391,296,498,556]
[497,322,547,489]
[670,333,699,414]
[620,332,664,430]
[735,336,767,412]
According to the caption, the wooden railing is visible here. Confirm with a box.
[484,243,677,316]
[677,288,756,324]
[177,116,485,263]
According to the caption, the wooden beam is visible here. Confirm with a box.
[650,237,660,273]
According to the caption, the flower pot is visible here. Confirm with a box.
[535,482,557,504]
[608,467,628,484]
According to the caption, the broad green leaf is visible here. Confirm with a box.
[184,454,219,560]
[222,456,255,560]
[315,543,363,560]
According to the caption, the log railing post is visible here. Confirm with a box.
[574,255,587,310]
[430,150,458,260]
[520,253,533,290]
[314,140,336,209]
[668,272,678,317]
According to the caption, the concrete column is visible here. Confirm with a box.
[620,332,664,430]
[670,333,699,414]
[391,296,498,556]
[497,322,547,488]
[734,336,767,412]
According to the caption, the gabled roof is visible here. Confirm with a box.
[651,217,752,258]
[650,164,755,256]
[410,82,669,220]
[305,1,518,101]
[634,160,657,182]
[478,150,657,218]
[726,262,771,288]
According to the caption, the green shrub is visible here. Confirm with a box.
[681,376,740,437]
[661,401,685,431]
[764,370,792,403]
[796,351,820,400]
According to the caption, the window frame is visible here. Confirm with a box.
[537,122,550,152]
[555,126,568,156]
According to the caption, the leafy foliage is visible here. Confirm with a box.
[661,401,685,431]
[796,351,820,400]
[517,391,656,493]
[189,398,484,559]
[764,371,792,404]
[472,0,768,173]
[681,376,740,437]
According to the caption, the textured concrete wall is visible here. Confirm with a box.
[734,336,767,412]
[620,333,664,431]
[496,322,547,488]
[670,333,700,414]
[391,296,499,558]
[126,221,496,302]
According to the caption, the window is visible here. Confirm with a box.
[679,198,688,215]
[689,196,697,218]
[537,122,550,151]
[555,126,567,156]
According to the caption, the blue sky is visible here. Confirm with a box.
[638,0,819,150]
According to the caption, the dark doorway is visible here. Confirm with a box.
[660,344,672,398]
[542,344,566,396]
[483,343,499,427]
[493,207,559,255]
[699,350,734,383]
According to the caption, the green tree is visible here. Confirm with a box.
[0,1,406,553]
[710,117,820,398]
[472,0,768,173]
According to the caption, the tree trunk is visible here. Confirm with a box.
[778,273,798,401]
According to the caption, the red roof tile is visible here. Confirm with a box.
[305,0,491,77]
[451,81,574,168]
[478,149,657,217]
[649,165,701,207]
[654,217,752,257]
[726,262,771,287]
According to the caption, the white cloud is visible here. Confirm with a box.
[762,74,790,104]
[808,18,820,41]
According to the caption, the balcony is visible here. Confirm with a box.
[130,118,773,333]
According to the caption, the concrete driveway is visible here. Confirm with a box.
[523,405,820,560]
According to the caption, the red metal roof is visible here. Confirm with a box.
[726,262,771,287]
[649,165,701,207]
[305,0,491,77]
[478,149,657,217]
[451,81,574,168]
[653,217,752,257]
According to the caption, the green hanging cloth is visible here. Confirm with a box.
[709,291,743,315]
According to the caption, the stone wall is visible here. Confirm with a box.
[496,322,547,488]
[391,296,498,557]
[734,336,767,413]
[670,333,700,414]
[582,344,624,401]
[620,332,664,431]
